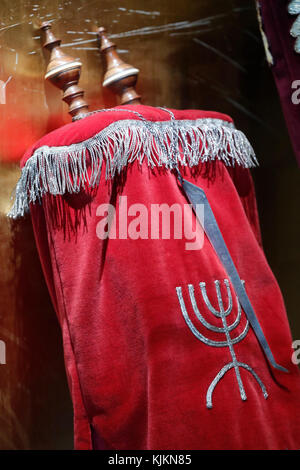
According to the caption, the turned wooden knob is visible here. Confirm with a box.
[97,27,141,105]
[40,22,89,118]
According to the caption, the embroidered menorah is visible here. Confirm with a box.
[176,279,268,408]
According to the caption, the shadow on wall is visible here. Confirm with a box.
[0,214,73,449]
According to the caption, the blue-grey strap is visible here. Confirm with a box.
[178,172,288,373]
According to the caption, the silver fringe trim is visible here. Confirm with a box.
[8,117,258,219]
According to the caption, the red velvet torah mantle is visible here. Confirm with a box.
[9,105,300,450]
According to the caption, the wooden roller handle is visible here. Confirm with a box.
[97,27,141,105]
[40,22,89,118]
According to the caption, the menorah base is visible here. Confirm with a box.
[206,361,268,409]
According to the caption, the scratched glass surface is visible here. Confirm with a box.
[0,0,283,164]
[0,0,299,450]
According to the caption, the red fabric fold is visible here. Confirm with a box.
[259,0,300,167]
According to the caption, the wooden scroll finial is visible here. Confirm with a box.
[97,27,141,105]
[40,22,89,118]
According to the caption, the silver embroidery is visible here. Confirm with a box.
[176,279,268,409]
[8,117,257,219]
[288,0,300,15]
[288,1,300,53]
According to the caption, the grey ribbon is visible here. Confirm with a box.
[178,172,288,373]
